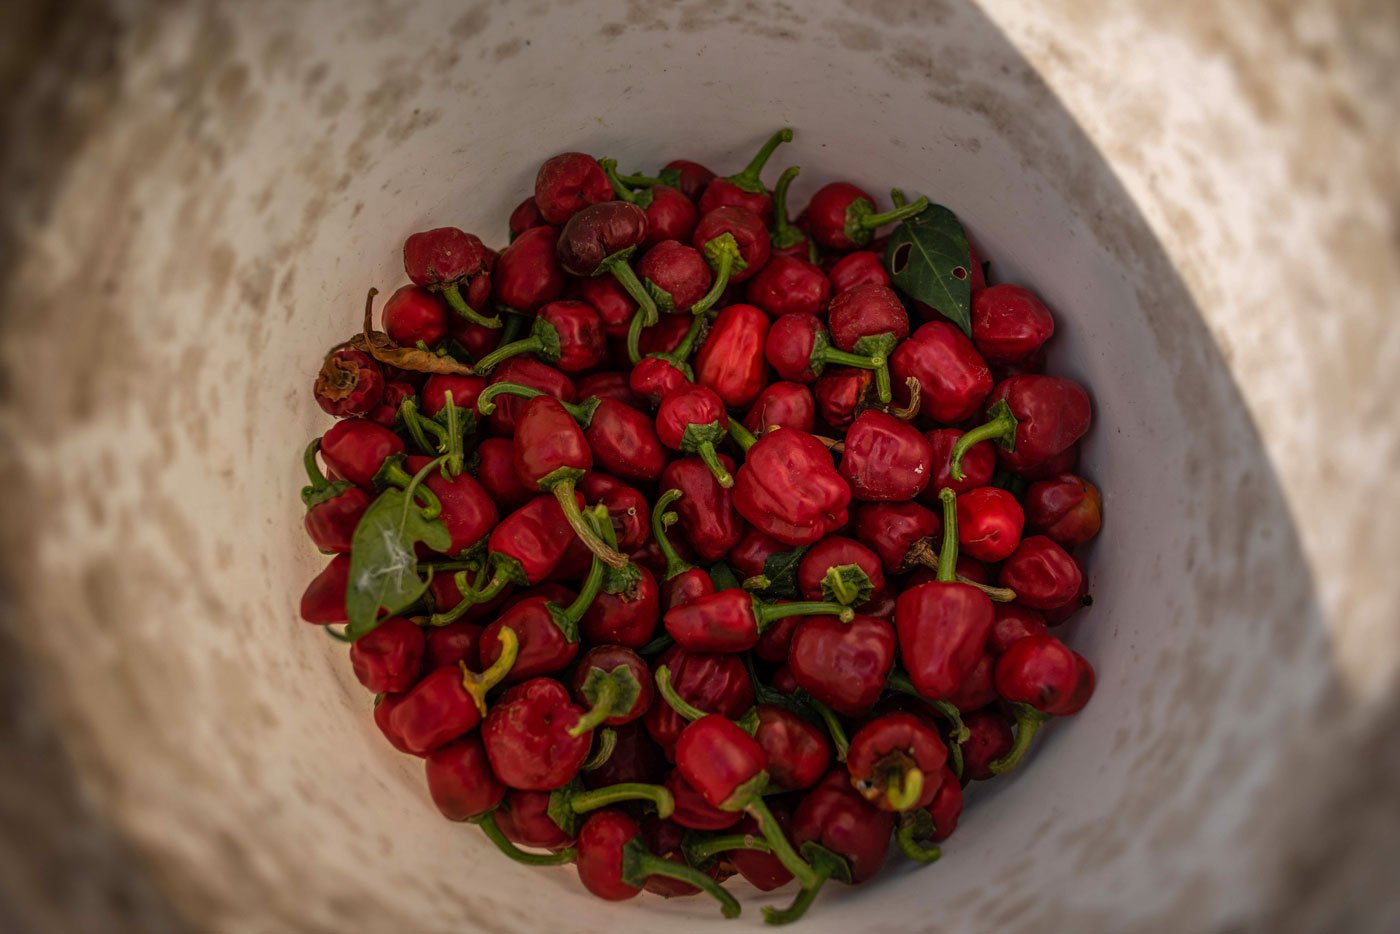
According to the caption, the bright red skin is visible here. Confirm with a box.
[999,536,1084,609]
[581,565,661,649]
[424,734,506,821]
[534,152,614,225]
[383,282,448,348]
[847,713,947,811]
[971,284,1055,364]
[676,715,767,808]
[639,186,700,249]
[985,376,1093,472]
[1041,574,1091,626]
[403,227,489,289]
[304,485,371,554]
[373,692,413,754]
[733,428,851,547]
[891,321,994,424]
[813,367,874,430]
[480,592,580,683]
[472,438,533,513]
[922,428,997,498]
[484,357,576,436]
[533,300,606,372]
[806,181,875,251]
[791,770,895,883]
[584,721,666,789]
[628,355,689,408]
[512,395,593,488]
[320,418,404,488]
[827,283,909,352]
[579,473,650,551]
[644,645,754,758]
[693,303,770,408]
[390,665,483,756]
[420,374,488,419]
[576,810,646,901]
[828,251,889,293]
[756,705,832,791]
[577,275,636,339]
[744,381,815,435]
[508,196,548,239]
[665,588,770,654]
[963,708,1015,780]
[789,614,896,717]
[493,226,565,313]
[575,370,638,407]
[300,555,350,624]
[578,400,667,482]
[1024,473,1102,548]
[943,652,998,712]
[425,621,484,671]
[692,206,771,283]
[841,410,933,502]
[957,486,1026,563]
[853,500,940,575]
[486,494,582,585]
[797,536,885,604]
[663,568,715,616]
[483,677,592,790]
[349,617,425,693]
[666,770,744,831]
[989,604,1050,654]
[314,346,384,417]
[655,383,728,451]
[570,645,654,726]
[405,456,498,555]
[746,254,832,319]
[662,159,716,201]
[366,379,414,429]
[498,790,575,851]
[661,456,745,562]
[699,176,774,225]
[765,313,831,383]
[637,240,712,313]
[926,765,963,840]
[895,581,996,701]
[996,634,1094,716]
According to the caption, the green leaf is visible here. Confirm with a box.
[345,488,451,638]
[884,204,973,336]
[708,562,742,591]
[758,546,808,600]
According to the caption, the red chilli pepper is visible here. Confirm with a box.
[647,489,716,611]
[482,676,594,789]
[956,486,1025,563]
[598,159,700,248]
[697,127,793,223]
[846,712,947,812]
[693,303,771,409]
[300,554,351,625]
[961,708,1015,780]
[971,284,1056,365]
[950,375,1092,478]
[998,535,1083,610]
[746,254,832,319]
[314,345,384,417]
[388,628,519,755]
[508,196,547,239]
[813,366,875,430]
[569,645,654,728]
[789,613,896,717]
[828,250,889,293]
[318,418,404,489]
[796,535,886,607]
[691,206,771,285]
[989,634,1095,773]
[556,201,663,366]
[402,228,500,329]
[890,320,993,425]
[534,152,614,225]
[730,423,851,547]
[471,437,533,513]
[493,226,566,315]
[482,356,576,436]
[660,456,745,563]
[468,300,605,375]
[765,312,887,388]
[574,810,740,917]
[349,617,425,693]
[895,489,996,701]
[806,182,928,251]
[636,239,713,313]
[643,646,753,758]
[1024,473,1103,548]
[755,705,832,791]
[922,427,997,498]
[664,588,854,654]
[301,440,372,554]
[655,383,733,487]
[826,283,909,403]
[727,526,789,581]
[744,381,816,435]
[839,410,933,502]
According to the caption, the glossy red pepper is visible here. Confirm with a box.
[403,455,497,556]
[497,789,576,852]
[555,201,663,365]
[508,196,547,239]
[568,645,654,728]
[853,500,939,574]
[349,617,425,693]
[746,254,832,318]
[796,535,885,607]
[482,676,594,789]
[388,628,519,755]
[373,691,413,754]
[643,489,713,613]
[956,486,1025,563]
[665,588,853,654]
[895,489,997,701]
[846,712,947,812]
[300,554,351,625]
[951,375,1093,478]
[1024,473,1103,548]
[789,613,896,717]
[468,300,605,374]
[765,312,887,388]
[483,356,576,436]
[806,181,928,250]
[891,320,993,425]
[301,440,372,554]
[691,205,771,285]
[971,284,1055,364]
[576,506,661,649]
[666,769,743,831]
[943,651,998,713]
[314,345,384,417]
[574,275,634,342]
[925,765,963,840]
[654,383,734,487]
[424,733,505,821]
[598,158,699,246]
[655,159,716,200]
[725,527,786,582]
[420,374,487,421]
[635,239,712,313]
[424,620,484,671]
[660,456,745,562]
[478,579,591,683]
[578,473,649,551]
[470,437,531,513]
[744,380,816,435]
[828,250,889,293]
[534,152,614,224]
[998,535,1083,610]
[990,634,1095,774]
[827,283,909,403]
[379,284,452,349]
[574,810,740,916]
[989,603,1050,654]
[839,410,933,502]
[697,127,792,222]
[366,378,414,429]
[813,366,874,430]
[961,707,1015,780]
[922,427,996,498]
[627,313,706,408]
[687,804,794,892]
[318,418,404,489]
[643,646,753,758]
[493,226,566,314]
[730,424,851,547]
[402,227,500,329]
[693,303,771,409]
[575,370,636,406]
[755,705,832,791]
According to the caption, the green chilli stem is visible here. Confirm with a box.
[770,165,805,250]
[477,812,576,865]
[302,438,330,490]
[696,441,734,489]
[808,696,850,762]
[757,599,855,628]
[989,703,1050,775]
[690,239,735,316]
[567,782,675,818]
[936,487,959,583]
[552,482,629,569]
[651,489,693,580]
[654,665,708,722]
[895,821,942,863]
[385,455,443,519]
[729,127,793,191]
[626,842,741,919]
[949,402,1017,481]
[745,795,818,890]
[560,507,611,621]
[686,833,773,863]
[442,282,502,329]
[727,419,759,451]
[761,866,831,926]
[598,158,639,204]
[566,671,618,737]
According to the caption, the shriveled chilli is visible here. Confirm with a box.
[297,127,1104,925]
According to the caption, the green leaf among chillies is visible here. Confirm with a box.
[884,203,973,337]
[756,545,809,600]
[345,487,451,638]
[708,562,742,591]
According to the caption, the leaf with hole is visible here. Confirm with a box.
[884,204,973,336]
